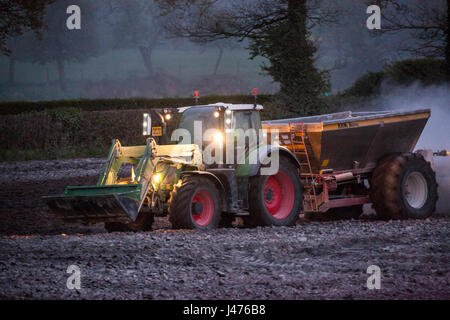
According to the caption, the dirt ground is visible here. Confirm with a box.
[0,158,449,299]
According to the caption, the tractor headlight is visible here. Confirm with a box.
[213,132,224,144]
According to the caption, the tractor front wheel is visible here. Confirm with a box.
[168,176,222,230]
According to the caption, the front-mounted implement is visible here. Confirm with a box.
[44,136,203,229]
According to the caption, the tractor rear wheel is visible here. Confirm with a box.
[104,210,154,232]
[168,176,222,230]
[245,157,302,227]
[370,153,438,219]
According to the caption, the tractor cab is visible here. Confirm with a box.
[144,103,265,169]
[144,103,264,146]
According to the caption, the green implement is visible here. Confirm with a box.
[43,137,203,225]
[43,139,154,223]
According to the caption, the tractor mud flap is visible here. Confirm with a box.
[43,185,142,223]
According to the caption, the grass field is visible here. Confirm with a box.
[0,47,275,101]
[0,48,268,83]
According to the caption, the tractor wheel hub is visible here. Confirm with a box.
[192,202,204,215]
[265,189,274,203]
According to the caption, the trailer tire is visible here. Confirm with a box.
[168,176,222,230]
[370,153,438,219]
[244,157,302,227]
[104,211,154,232]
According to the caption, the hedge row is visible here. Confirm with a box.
[342,58,447,97]
[0,100,338,161]
[0,94,273,116]
[0,108,149,161]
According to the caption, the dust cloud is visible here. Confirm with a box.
[378,83,450,215]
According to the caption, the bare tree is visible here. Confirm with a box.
[0,0,53,55]
[158,0,336,42]
[157,0,338,114]
[107,0,167,78]
[30,0,100,91]
[193,38,240,75]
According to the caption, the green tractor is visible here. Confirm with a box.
[44,103,303,231]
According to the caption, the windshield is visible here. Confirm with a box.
[176,106,220,144]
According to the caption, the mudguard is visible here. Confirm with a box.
[236,145,300,177]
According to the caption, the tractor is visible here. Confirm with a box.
[44,103,303,231]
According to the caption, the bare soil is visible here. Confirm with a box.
[0,158,448,299]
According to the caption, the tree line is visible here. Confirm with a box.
[1,0,449,115]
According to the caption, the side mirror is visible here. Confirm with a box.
[224,109,233,131]
[143,113,152,135]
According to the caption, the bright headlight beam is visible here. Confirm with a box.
[152,173,162,185]
[213,132,224,144]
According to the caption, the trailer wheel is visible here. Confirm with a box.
[104,211,154,232]
[370,153,438,219]
[245,157,302,227]
[168,176,221,230]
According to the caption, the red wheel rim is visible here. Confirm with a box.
[263,171,295,220]
[191,190,214,226]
